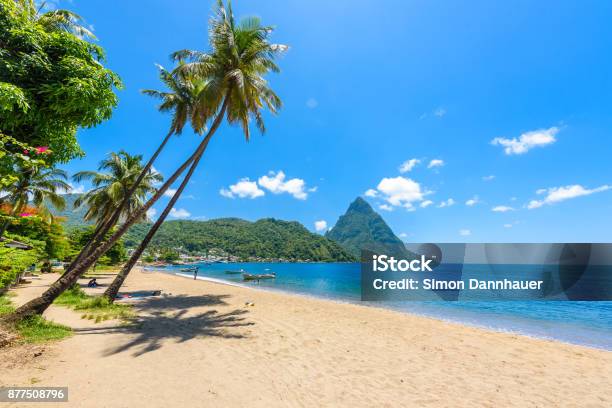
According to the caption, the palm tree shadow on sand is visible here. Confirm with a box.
[73,294,254,357]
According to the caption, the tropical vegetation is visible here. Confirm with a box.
[125,218,355,262]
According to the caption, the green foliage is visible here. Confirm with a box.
[326,197,411,258]
[68,226,126,265]
[4,215,67,260]
[73,150,163,225]
[0,0,122,163]
[126,218,356,262]
[159,248,180,262]
[0,294,71,343]
[55,284,133,322]
[0,235,43,289]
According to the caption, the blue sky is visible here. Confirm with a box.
[57,0,612,242]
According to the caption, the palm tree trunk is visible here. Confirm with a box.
[103,98,229,301]
[66,130,174,272]
[4,99,228,322]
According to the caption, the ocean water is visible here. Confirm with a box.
[157,262,612,350]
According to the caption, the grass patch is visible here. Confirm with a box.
[0,294,71,345]
[14,315,72,343]
[55,285,133,322]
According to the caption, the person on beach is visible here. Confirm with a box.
[193,268,198,280]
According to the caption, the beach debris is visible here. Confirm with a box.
[244,301,255,307]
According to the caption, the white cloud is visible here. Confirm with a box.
[258,171,310,200]
[146,208,157,219]
[399,232,408,239]
[492,205,515,212]
[420,200,433,208]
[399,158,420,173]
[459,229,471,236]
[527,184,611,209]
[306,98,318,109]
[427,159,444,169]
[169,207,190,218]
[364,189,378,198]
[375,176,427,208]
[465,196,479,206]
[504,223,513,228]
[220,178,265,199]
[378,204,393,212]
[163,188,177,198]
[482,175,495,181]
[437,198,455,208]
[433,107,446,117]
[492,127,559,155]
[314,220,327,232]
[419,107,446,119]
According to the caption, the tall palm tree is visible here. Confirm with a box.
[103,0,286,301]
[15,0,96,39]
[73,151,162,229]
[7,0,286,319]
[0,164,70,237]
[62,58,209,273]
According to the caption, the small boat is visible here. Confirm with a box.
[243,272,276,282]
[225,269,244,275]
[180,266,198,272]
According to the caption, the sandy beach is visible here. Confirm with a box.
[1,268,611,407]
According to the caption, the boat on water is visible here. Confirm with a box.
[225,269,245,275]
[243,272,276,281]
[180,266,198,272]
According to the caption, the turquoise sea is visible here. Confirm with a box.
[155,262,612,351]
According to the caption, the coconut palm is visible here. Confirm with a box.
[103,0,286,301]
[15,0,96,39]
[0,165,70,237]
[62,54,211,272]
[8,0,286,319]
[73,151,162,228]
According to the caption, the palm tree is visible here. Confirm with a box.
[0,164,70,237]
[7,0,286,319]
[15,0,96,39]
[73,151,162,228]
[103,0,286,301]
[61,56,210,274]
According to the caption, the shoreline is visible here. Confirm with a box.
[167,268,612,352]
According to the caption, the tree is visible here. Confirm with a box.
[73,151,162,227]
[58,54,213,279]
[68,226,126,266]
[6,0,286,318]
[15,0,96,39]
[0,164,70,237]
[103,0,286,300]
[0,0,121,163]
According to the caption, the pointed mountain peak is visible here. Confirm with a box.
[326,197,409,258]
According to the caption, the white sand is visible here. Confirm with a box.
[1,269,611,407]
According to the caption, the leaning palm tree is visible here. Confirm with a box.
[62,59,209,274]
[15,0,96,39]
[73,151,162,229]
[103,0,286,301]
[7,0,286,319]
[0,164,70,237]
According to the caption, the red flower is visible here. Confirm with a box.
[35,146,50,154]
[19,212,33,217]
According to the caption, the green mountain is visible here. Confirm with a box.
[326,197,409,258]
[125,218,356,262]
[53,194,92,230]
